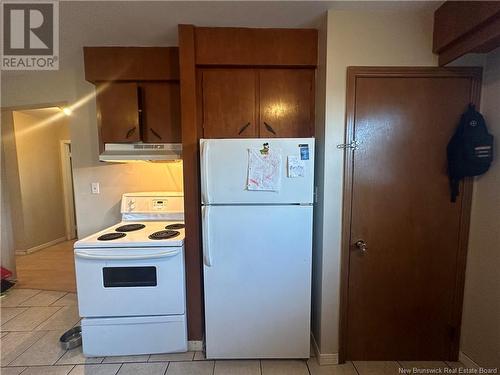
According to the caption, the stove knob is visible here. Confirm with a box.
[128,200,136,211]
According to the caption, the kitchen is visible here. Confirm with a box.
[1,1,499,375]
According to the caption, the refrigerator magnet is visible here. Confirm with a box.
[299,144,309,160]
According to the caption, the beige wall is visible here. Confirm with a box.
[312,9,438,356]
[1,133,16,274]
[7,109,69,251]
[459,48,500,368]
[2,111,25,253]
[1,59,183,239]
[74,162,183,235]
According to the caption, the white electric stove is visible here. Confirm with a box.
[74,192,187,357]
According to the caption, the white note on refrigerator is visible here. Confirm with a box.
[287,155,305,178]
[247,148,282,191]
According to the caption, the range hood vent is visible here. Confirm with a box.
[99,143,182,162]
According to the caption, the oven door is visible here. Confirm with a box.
[75,247,185,317]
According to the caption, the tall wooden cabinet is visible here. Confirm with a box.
[178,26,318,342]
[201,68,314,139]
[259,69,314,138]
[201,69,257,138]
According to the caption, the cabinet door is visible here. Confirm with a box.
[141,82,181,143]
[259,69,314,138]
[97,82,140,143]
[202,69,257,138]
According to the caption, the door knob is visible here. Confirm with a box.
[355,240,367,253]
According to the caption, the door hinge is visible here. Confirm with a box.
[337,140,359,150]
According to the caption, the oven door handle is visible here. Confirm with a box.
[74,249,181,260]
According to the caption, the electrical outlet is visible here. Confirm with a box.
[91,182,100,194]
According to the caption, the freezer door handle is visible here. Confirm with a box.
[201,140,210,204]
[75,249,181,260]
[202,206,213,267]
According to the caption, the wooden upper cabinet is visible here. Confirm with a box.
[97,83,140,143]
[259,69,314,138]
[84,47,181,145]
[200,68,315,139]
[141,82,181,143]
[201,69,257,138]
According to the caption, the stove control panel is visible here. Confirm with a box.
[121,194,184,214]
[152,199,166,210]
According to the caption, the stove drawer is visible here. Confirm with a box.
[75,247,185,317]
[81,315,187,356]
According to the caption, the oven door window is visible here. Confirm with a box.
[102,266,157,287]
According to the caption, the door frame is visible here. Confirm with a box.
[338,67,482,362]
[60,140,77,240]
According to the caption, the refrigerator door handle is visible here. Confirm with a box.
[202,205,213,267]
[201,140,210,204]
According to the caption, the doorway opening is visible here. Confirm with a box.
[1,106,77,292]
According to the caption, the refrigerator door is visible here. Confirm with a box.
[202,204,312,358]
[200,138,314,204]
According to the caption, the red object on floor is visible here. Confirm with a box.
[1,267,12,279]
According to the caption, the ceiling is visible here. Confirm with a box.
[2,1,442,75]
[59,1,441,68]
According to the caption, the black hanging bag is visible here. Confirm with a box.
[447,104,494,202]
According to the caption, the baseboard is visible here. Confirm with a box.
[15,237,66,255]
[311,333,339,365]
[188,340,204,351]
[459,351,480,369]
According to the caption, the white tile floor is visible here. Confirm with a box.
[1,288,470,375]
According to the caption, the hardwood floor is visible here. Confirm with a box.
[15,240,76,293]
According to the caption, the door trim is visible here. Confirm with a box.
[60,140,77,240]
[338,67,482,362]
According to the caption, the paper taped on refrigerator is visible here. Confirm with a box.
[247,148,282,191]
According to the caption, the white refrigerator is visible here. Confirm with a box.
[200,138,314,359]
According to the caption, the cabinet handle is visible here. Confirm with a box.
[238,122,251,135]
[264,122,277,135]
[149,128,162,140]
[126,127,136,139]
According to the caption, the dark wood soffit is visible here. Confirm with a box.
[194,27,318,67]
[84,47,180,82]
[178,24,204,341]
[433,1,500,53]
[438,16,500,66]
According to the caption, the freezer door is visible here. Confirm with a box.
[203,205,312,358]
[200,138,314,204]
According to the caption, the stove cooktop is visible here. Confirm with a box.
[75,221,185,248]
[115,223,146,232]
[148,230,180,240]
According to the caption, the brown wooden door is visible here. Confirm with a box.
[201,69,257,138]
[341,68,481,361]
[259,69,314,138]
[97,82,140,143]
[141,82,181,143]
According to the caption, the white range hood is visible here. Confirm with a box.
[99,143,182,162]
